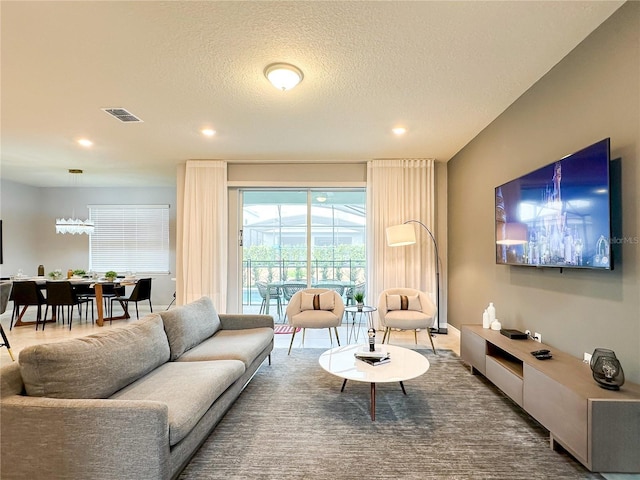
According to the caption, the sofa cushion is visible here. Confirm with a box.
[110,360,245,446]
[19,314,170,399]
[159,296,221,361]
[176,327,273,368]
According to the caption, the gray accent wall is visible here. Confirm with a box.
[447,2,639,382]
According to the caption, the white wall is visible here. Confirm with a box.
[0,179,177,305]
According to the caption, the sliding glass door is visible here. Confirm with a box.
[241,189,365,320]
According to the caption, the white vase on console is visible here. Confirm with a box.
[487,302,496,324]
[482,309,490,329]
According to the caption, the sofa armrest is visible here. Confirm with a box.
[219,313,274,330]
[1,395,170,480]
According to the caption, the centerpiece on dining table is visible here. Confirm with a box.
[48,269,63,280]
[105,271,118,282]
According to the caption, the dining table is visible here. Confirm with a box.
[10,276,137,327]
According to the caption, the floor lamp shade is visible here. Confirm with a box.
[386,224,417,246]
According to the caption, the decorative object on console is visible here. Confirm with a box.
[482,309,490,329]
[590,348,625,390]
[487,302,496,323]
[386,220,445,334]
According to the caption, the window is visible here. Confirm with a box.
[89,205,170,274]
[241,189,366,318]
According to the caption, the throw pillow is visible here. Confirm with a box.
[159,296,221,360]
[386,294,422,311]
[300,291,335,311]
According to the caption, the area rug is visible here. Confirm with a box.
[273,325,300,334]
[179,349,603,480]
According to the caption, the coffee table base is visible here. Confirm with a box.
[340,379,407,421]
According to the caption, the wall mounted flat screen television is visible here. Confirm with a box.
[495,138,612,270]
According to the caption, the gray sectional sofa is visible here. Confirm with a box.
[0,296,274,480]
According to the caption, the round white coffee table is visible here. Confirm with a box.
[319,344,430,421]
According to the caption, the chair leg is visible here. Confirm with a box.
[0,324,15,361]
[328,328,333,345]
[382,327,390,344]
[10,304,17,330]
[334,327,341,346]
[288,327,298,355]
[148,299,153,314]
[427,328,437,355]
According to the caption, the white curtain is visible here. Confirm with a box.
[176,160,228,310]
[367,159,436,328]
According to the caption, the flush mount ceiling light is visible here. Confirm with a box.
[201,128,216,137]
[392,127,407,135]
[264,63,304,91]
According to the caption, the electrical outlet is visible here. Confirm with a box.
[534,332,542,343]
[525,329,531,337]
[583,352,592,363]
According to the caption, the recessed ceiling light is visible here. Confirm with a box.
[77,138,93,147]
[201,128,216,137]
[392,127,407,136]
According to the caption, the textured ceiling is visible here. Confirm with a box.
[0,1,624,187]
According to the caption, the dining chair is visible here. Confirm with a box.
[43,281,94,331]
[79,282,125,318]
[109,278,152,321]
[313,282,345,296]
[0,281,15,360]
[281,283,307,304]
[256,281,282,317]
[9,281,46,330]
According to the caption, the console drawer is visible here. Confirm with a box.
[524,363,587,463]
[486,355,523,406]
[461,327,486,374]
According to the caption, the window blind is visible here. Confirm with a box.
[89,205,170,274]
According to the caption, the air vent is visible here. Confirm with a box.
[101,108,143,123]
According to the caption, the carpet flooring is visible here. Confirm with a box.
[179,348,604,480]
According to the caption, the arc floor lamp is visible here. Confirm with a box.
[386,220,446,334]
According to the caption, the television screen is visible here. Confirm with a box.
[495,138,612,269]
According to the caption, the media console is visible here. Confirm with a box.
[461,325,640,473]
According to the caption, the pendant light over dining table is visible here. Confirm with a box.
[55,169,95,235]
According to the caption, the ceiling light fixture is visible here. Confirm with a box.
[264,63,304,91]
[392,127,407,135]
[77,138,93,147]
[201,128,216,137]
